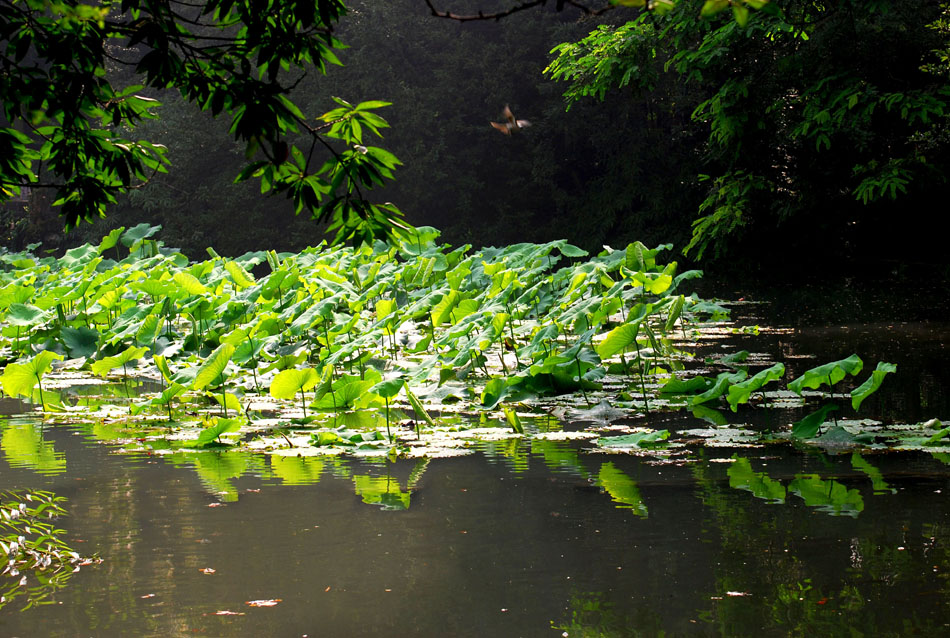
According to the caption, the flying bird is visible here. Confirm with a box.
[490,105,531,135]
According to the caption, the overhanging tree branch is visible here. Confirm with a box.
[422,0,615,22]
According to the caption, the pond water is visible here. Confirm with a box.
[3,291,950,637]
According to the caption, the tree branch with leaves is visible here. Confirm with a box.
[0,0,410,245]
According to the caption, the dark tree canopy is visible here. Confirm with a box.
[0,0,407,245]
[547,0,950,260]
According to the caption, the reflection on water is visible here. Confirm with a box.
[1,418,66,475]
[3,313,950,635]
[3,416,950,636]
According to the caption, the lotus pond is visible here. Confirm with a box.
[2,228,950,636]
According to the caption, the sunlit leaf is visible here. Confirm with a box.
[192,344,235,390]
[2,351,63,398]
[91,345,149,377]
[270,368,320,400]
[185,417,243,448]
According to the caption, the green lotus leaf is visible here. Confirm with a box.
[726,363,785,411]
[91,345,149,377]
[788,354,863,395]
[2,351,64,398]
[270,367,321,400]
[192,344,235,390]
[850,361,897,411]
[184,417,243,448]
[791,404,839,439]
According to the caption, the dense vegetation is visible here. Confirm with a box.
[5,0,948,274]
[0,225,916,465]
[548,0,950,262]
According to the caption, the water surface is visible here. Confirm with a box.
[4,301,950,637]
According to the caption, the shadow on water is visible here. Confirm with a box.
[5,299,950,635]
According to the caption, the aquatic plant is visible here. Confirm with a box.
[789,355,896,438]
[1,489,95,611]
[13,223,903,459]
[1,351,63,409]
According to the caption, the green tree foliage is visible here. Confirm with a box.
[547,0,950,260]
[0,0,408,245]
[10,0,706,257]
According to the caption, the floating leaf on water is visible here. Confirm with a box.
[185,418,243,449]
[597,429,670,448]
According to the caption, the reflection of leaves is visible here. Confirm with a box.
[788,474,864,517]
[270,456,324,485]
[596,462,647,516]
[530,438,587,476]
[352,474,410,510]
[191,451,249,502]
[727,457,785,503]
[1,421,66,475]
[851,453,894,495]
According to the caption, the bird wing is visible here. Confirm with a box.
[490,121,511,135]
[515,119,531,129]
[502,105,515,125]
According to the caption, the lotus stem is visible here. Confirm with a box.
[576,357,590,407]
[634,338,650,413]
[827,373,838,428]
[384,396,392,442]
[497,339,509,376]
